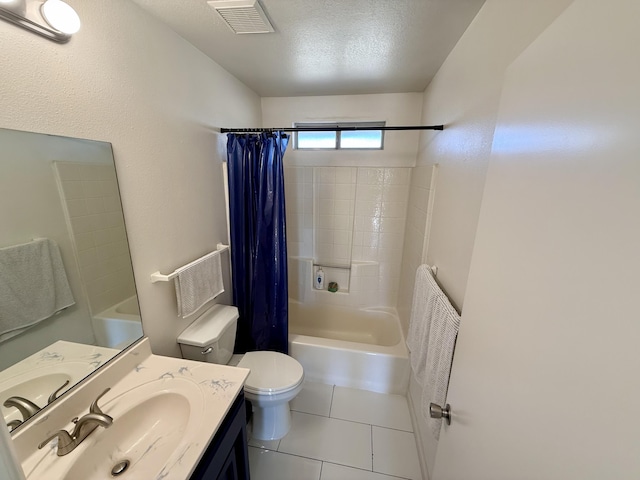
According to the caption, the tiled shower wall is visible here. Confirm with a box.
[55,162,136,315]
[313,167,357,268]
[285,166,411,308]
[284,166,313,259]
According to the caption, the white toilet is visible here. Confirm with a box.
[177,304,304,441]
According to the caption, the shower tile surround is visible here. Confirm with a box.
[313,167,357,268]
[285,166,410,308]
[54,162,136,315]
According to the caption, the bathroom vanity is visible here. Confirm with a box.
[12,338,250,479]
[190,391,250,480]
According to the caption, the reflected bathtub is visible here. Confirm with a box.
[93,296,143,349]
[288,302,409,394]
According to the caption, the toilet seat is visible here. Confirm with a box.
[237,351,304,395]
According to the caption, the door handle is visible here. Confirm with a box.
[429,403,452,425]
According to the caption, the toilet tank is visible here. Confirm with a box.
[177,304,239,364]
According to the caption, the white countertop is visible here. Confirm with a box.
[1,341,118,427]
[13,338,249,479]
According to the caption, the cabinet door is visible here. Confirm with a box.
[217,448,239,480]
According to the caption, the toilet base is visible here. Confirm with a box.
[250,402,292,441]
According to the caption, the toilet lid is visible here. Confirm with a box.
[237,351,304,394]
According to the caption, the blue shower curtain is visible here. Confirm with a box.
[226,132,289,354]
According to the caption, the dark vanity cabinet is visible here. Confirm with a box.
[190,391,250,480]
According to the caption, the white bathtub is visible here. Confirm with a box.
[93,296,143,349]
[288,302,409,394]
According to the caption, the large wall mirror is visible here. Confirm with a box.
[0,128,142,434]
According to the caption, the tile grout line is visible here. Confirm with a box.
[322,461,413,480]
[328,384,336,418]
[290,409,392,431]
[371,424,374,472]
[300,406,414,432]
[251,444,413,480]
[249,446,323,465]
[329,416,414,433]
[252,447,404,477]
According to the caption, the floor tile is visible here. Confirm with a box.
[248,436,280,450]
[228,354,244,366]
[248,447,322,480]
[321,462,412,480]
[372,427,422,480]
[278,412,372,470]
[291,381,334,416]
[331,386,413,432]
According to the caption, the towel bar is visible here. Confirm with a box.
[150,243,229,283]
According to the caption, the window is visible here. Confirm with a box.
[294,121,385,150]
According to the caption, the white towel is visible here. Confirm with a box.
[0,238,75,342]
[407,264,435,386]
[407,264,460,440]
[174,251,224,318]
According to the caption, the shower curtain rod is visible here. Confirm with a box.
[220,125,444,133]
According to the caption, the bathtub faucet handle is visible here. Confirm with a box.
[48,380,71,405]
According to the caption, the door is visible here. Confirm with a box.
[433,2,640,478]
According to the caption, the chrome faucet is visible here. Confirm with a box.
[3,396,41,421]
[38,388,113,456]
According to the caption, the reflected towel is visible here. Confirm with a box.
[174,251,224,318]
[0,238,75,342]
[407,264,460,440]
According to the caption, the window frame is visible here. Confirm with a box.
[293,121,386,150]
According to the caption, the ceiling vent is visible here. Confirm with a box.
[208,0,275,34]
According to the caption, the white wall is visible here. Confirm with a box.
[435,1,640,477]
[397,1,574,477]
[0,0,262,358]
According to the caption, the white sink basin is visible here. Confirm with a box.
[1,363,94,424]
[25,378,204,479]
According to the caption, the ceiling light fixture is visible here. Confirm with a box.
[41,0,80,34]
[0,0,80,43]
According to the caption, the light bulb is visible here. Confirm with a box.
[41,0,80,34]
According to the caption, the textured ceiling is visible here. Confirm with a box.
[131,0,485,97]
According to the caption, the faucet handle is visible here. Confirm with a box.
[89,388,111,415]
[47,380,70,405]
[38,429,73,452]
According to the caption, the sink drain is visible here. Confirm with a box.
[111,460,130,477]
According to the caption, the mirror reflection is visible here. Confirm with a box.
[0,128,142,432]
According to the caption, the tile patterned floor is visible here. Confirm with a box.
[248,382,423,480]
